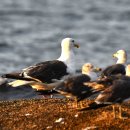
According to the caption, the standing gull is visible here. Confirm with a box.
[35,63,101,108]
[83,64,130,119]
[101,50,127,78]
[2,38,79,85]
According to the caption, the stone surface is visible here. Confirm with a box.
[0,99,129,130]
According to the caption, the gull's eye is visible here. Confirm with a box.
[71,40,74,43]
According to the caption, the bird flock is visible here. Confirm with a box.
[1,37,130,119]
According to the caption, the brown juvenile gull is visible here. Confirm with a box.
[82,64,130,119]
[32,63,101,108]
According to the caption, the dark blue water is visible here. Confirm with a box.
[0,0,130,100]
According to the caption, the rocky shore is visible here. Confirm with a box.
[0,98,129,130]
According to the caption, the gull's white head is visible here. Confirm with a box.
[57,38,79,73]
[126,64,130,76]
[113,49,127,64]
[82,63,98,81]
[61,38,79,51]
[82,63,94,74]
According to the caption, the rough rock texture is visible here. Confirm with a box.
[0,99,129,130]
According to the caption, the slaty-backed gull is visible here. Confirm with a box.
[3,38,79,86]
[101,50,127,77]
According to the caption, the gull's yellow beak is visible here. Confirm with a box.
[93,67,102,72]
[74,43,80,48]
[113,53,116,58]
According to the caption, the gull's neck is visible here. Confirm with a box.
[82,71,98,81]
[57,49,76,73]
[58,47,71,62]
[116,58,127,65]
